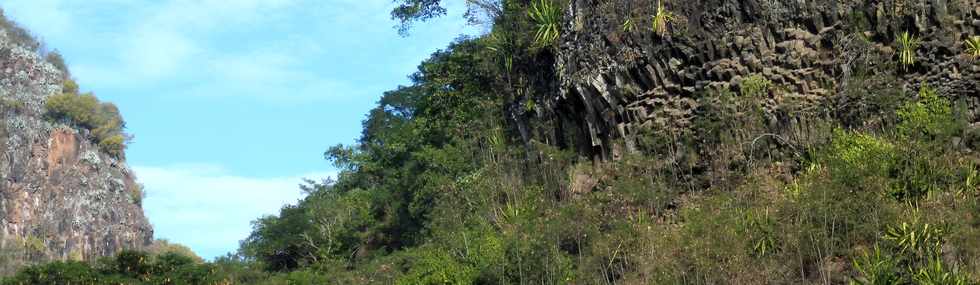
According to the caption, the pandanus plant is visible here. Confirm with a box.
[651,0,674,37]
[896,31,920,70]
[965,36,980,60]
[528,0,562,47]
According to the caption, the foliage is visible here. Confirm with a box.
[45,80,129,157]
[739,74,772,98]
[11,4,980,284]
[621,17,634,33]
[896,85,955,141]
[0,249,224,285]
[823,130,897,187]
[896,31,920,70]
[651,0,674,37]
[148,239,205,264]
[396,248,478,285]
[851,246,902,285]
[883,221,946,256]
[1,261,103,285]
[965,36,980,60]
[391,0,447,35]
[912,256,971,285]
[528,0,562,47]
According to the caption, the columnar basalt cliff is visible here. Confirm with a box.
[0,27,152,266]
[550,0,980,159]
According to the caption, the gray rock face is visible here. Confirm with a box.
[552,0,980,159]
[0,28,152,264]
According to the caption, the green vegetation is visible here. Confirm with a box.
[651,0,673,37]
[897,31,920,70]
[528,0,562,47]
[45,79,129,157]
[739,74,772,97]
[966,36,980,60]
[621,17,634,33]
[0,250,228,285]
[7,1,980,285]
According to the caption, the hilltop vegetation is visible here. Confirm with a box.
[4,0,980,284]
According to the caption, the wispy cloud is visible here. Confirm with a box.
[134,164,332,259]
[3,0,476,260]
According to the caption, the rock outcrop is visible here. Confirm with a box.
[0,27,152,264]
[551,0,980,159]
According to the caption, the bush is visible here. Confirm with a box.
[739,74,772,98]
[0,261,102,285]
[823,129,898,188]
[45,80,129,157]
[896,84,956,142]
[396,249,478,285]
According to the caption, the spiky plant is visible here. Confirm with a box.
[896,31,920,70]
[528,0,562,47]
[622,17,635,33]
[651,0,674,37]
[965,36,980,60]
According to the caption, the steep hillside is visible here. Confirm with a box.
[0,16,152,272]
[2,1,980,284]
[546,0,979,159]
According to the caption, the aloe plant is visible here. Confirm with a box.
[965,36,980,60]
[528,0,562,47]
[651,1,674,37]
[896,31,920,70]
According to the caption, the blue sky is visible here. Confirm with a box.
[3,0,475,260]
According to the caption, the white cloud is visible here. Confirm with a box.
[134,164,333,260]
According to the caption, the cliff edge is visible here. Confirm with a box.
[0,24,152,270]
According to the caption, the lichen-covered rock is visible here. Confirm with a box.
[552,0,980,159]
[0,27,152,264]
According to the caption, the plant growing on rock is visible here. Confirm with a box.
[528,0,562,47]
[965,36,980,60]
[651,0,673,37]
[622,17,635,33]
[45,80,129,157]
[739,74,772,97]
[896,31,920,70]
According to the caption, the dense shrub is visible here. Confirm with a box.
[45,80,129,157]
[896,84,957,141]
[0,249,235,285]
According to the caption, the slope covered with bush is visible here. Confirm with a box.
[4,0,980,284]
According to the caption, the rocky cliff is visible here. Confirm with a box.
[548,0,980,159]
[0,27,152,267]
